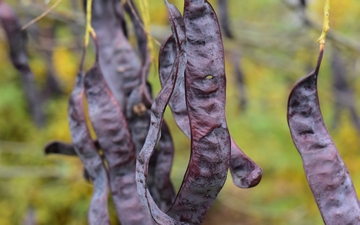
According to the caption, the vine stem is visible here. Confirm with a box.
[317,0,330,44]
[137,0,155,53]
[21,0,62,30]
[84,0,95,47]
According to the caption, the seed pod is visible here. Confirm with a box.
[287,46,360,224]
[0,1,45,127]
[136,2,187,224]
[155,122,176,211]
[166,0,231,223]
[68,55,111,225]
[159,36,261,189]
[126,84,176,212]
[84,37,154,225]
[89,0,141,109]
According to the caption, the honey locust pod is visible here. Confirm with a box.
[84,33,154,224]
[158,35,262,190]
[287,45,360,224]
[67,50,111,225]
[136,1,187,224]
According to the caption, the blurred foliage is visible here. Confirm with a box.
[0,0,359,224]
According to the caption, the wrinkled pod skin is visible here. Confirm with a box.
[287,45,360,225]
[126,85,176,212]
[136,2,188,225]
[89,0,141,110]
[159,36,261,189]
[84,41,154,224]
[68,68,111,225]
[166,0,231,224]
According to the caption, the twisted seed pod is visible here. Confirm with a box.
[90,0,141,109]
[287,46,360,224]
[136,2,187,224]
[167,1,231,223]
[84,38,154,225]
[68,62,111,225]
[159,36,261,189]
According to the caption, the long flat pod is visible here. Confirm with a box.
[0,1,44,127]
[287,46,360,224]
[84,40,154,225]
[68,60,110,225]
[89,0,141,109]
[159,36,261,189]
[136,2,187,224]
[126,85,176,212]
[167,1,231,223]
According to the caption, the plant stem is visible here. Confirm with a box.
[317,0,330,44]
[84,0,95,47]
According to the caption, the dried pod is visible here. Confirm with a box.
[136,1,187,224]
[68,57,110,225]
[89,0,141,109]
[159,36,261,189]
[167,0,232,223]
[287,46,360,224]
[84,37,154,224]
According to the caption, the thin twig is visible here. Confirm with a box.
[21,0,63,30]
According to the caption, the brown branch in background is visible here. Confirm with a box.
[0,1,45,127]
[330,46,360,133]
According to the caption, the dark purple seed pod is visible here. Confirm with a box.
[68,54,111,225]
[159,36,262,189]
[287,45,360,224]
[126,85,176,212]
[136,1,187,224]
[89,0,142,109]
[166,1,231,223]
[84,37,154,225]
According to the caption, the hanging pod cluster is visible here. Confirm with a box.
[45,0,261,224]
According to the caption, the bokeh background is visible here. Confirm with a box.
[0,0,360,224]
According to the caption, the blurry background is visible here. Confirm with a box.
[0,0,360,224]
